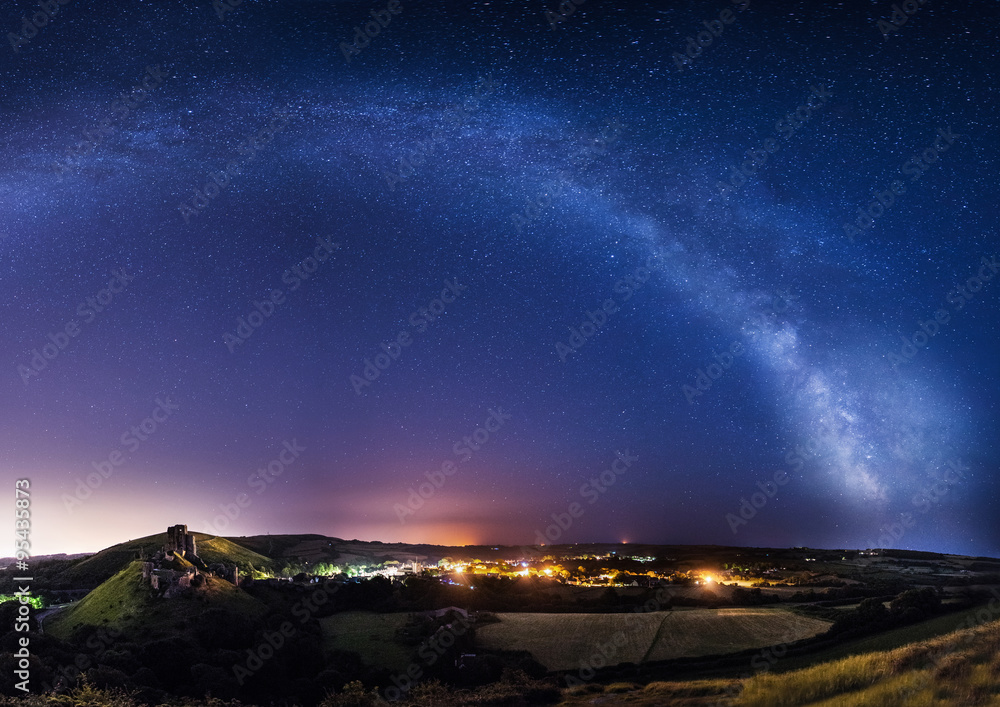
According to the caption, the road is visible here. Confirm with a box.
[35,602,74,634]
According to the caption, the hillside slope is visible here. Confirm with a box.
[738,616,1000,706]
[558,616,1000,706]
[189,535,275,575]
[46,560,267,642]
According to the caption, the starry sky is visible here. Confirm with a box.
[3,0,999,557]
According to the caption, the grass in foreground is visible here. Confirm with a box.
[739,616,1000,706]
[775,602,1000,673]
[555,616,1000,706]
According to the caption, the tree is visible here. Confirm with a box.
[889,587,941,623]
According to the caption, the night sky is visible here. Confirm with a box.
[3,0,998,557]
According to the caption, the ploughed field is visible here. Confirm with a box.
[475,608,832,671]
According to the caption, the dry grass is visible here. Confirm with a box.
[555,614,1000,706]
[739,617,1000,707]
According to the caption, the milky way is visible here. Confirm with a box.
[2,1,998,556]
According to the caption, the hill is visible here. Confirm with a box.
[46,560,267,642]
[56,532,275,587]
[738,615,1000,706]
[191,535,276,576]
[557,615,1000,706]
[56,534,168,587]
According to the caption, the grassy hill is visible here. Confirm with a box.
[46,560,267,642]
[557,616,1000,706]
[738,616,1000,706]
[57,534,169,587]
[190,535,275,575]
[227,532,337,559]
[56,532,275,587]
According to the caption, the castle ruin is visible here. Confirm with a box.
[140,524,240,598]
[166,524,197,558]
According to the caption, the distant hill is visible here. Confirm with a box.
[52,531,1000,588]
[0,552,90,566]
[57,534,170,587]
[46,560,266,642]
[190,535,276,575]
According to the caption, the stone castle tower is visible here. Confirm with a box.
[166,524,196,558]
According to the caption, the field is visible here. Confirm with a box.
[557,617,1000,707]
[476,608,832,671]
[319,611,414,671]
[775,602,1000,673]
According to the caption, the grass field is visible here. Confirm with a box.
[477,608,831,671]
[319,611,415,671]
[556,617,1000,707]
[738,617,1000,707]
[775,601,1000,673]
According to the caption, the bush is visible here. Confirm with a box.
[319,680,381,707]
